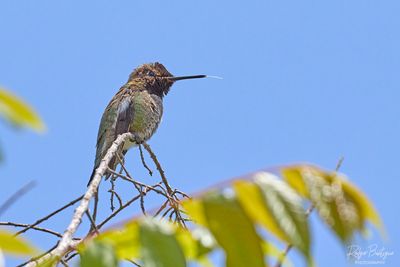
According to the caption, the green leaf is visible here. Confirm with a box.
[284,166,361,243]
[0,88,45,132]
[234,180,289,242]
[182,199,207,226]
[0,230,37,256]
[139,217,186,267]
[282,167,309,198]
[203,193,266,267]
[95,222,140,260]
[328,174,384,235]
[80,241,118,267]
[176,227,216,260]
[254,173,311,261]
[197,256,215,267]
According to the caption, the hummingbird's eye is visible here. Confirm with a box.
[147,70,156,77]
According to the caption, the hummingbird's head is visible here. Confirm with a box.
[128,62,207,97]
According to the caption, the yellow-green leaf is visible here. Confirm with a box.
[0,88,45,132]
[337,176,382,230]
[203,193,266,267]
[176,227,215,260]
[233,180,289,242]
[95,221,140,260]
[139,218,186,267]
[282,167,309,198]
[0,230,37,256]
[182,198,207,226]
[80,241,118,267]
[254,173,311,261]
[289,167,361,242]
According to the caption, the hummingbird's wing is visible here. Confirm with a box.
[114,98,134,140]
[89,90,134,185]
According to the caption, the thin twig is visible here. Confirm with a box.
[91,192,99,233]
[125,258,142,267]
[172,189,191,199]
[115,154,147,215]
[15,195,84,236]
[161,206,174,218]
[142,142,188,227]
[335,156,344,172]
[96,193,142,230]
[154,200,170,217]
[139,188,146,215]
[0,180,36,218]
[110,176,116,211]
[107,168,169,198]
[25,133,135,267]
[64,252,78,262]
[142,143,173,195]
[139,144,153,176]
[85,210,99,234]
[0,222,63,238]
[108,189,123,209]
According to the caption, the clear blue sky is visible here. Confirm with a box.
[0,0,398,266]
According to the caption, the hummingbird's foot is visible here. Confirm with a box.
[129,133,142,144]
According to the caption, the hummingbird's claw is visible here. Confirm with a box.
[129,133,141,144]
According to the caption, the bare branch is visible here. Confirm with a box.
[25,133,135,267]
[15,195,84,236]
[142,142,173,195]
[139,144,153,176]
[85,210,99,234]
[96,193,142,229]
[0,181,36,218]
[0,222,63,238]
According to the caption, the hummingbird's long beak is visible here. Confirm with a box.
[168,75,207,81]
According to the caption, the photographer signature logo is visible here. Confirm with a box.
[347,244,394,265]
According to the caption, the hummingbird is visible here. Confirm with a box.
[89,62,206,185]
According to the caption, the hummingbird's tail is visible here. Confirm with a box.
[88,150,128,186]
[87,168,97,187]
[87,154,119,186]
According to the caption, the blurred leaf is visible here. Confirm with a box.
[234,180,289,242]
[90,164,383,267]
[282,167,309,198]
[203,193,266,267]
[261,241,293,267]
[0,230,37,256]
[327,174,384,234]
[0,88,45,132]
[197,256,215,267]
[95,222,140,260]
[139,218,186,267]
[80,241,118,267]
[176,227,215,260]
[182,199,207,226]
[254,173,311,261]
[284,166,361,243]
